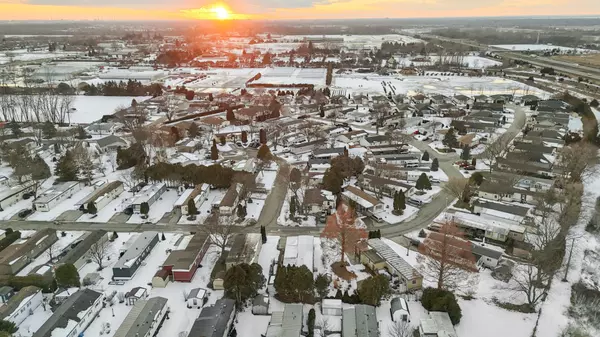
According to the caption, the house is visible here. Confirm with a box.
[414,103,438,117]
[0,229,58,275]
[341,186,384,215]
[390,297,410,322]
[266,303,303,337]
[125,286,148,306]
[290,139,326,155]
[452,94,472,107]
[472,199,531,223]
[32,289,104,337]
[360,135,391,147]
[0,286,14,303]
[174,184,210,215]
[56,230,108,270]
[375,154,420,167]
[113,232,159,281]
[473,244,504,269]
[0,286,42,326]
[34,181,82,212]
[130,183,167,213]
[430,94,450,105]
[187,298,236,337]
[219,183,241,215]
[161,232,210,282]
[439,212,526,243]
[451,120,498,134]
[83,272,102,286]
[342,305,378,337]
[75,181,124,212]
[0,181,37,212]
[7,138,36,151]
[152,269,170,288]
[224,233,262,270]
[520,95,540,106]
[186,288,207,308]
[472,102,504,112]
[360,239,423,291]
[512,141,556,155]
[86,122,115,135]
[322,299,343,316]
[337,130,369,144]
[358,174,414,198]
[473,94,491,103]
[312,147,346,159]
[252,294,269,315]
[113,297,169,337]
[411,94,427,104]
[282,235,314,272]
[478,180,543,204]
[419,311,457,337]
[93,135,128,152]
[302,188,336,215]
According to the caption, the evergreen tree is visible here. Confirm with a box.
[187,198,198,215]
[223,263,265,306]
[260,226,267,244]
[460,145,470,160]
[8,121,22,138]
[257,145,272,161]
[416,173,432,190]
[314,273,330,300]
[54,264,80,287]
[358,274,390,306]
[112,231,119,240]
[289,197,297,217]
[161,232,166,241]
[442,128,459,149]
[393,191,399,211]
[42,121,57,139]
[422,151,430,161]
[87,202,97,215]
[431,158,439,172]
[398,191,406,211]
[471,157,477,166]
[211,143,219,161]
[226,108,235,121]
[322,167,344,194]
[259,129,267,144]
[188,123,199,138]
[55,150,78,181]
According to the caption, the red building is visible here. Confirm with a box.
[162,232,210,282]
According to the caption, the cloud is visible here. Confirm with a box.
[25,0,326,10]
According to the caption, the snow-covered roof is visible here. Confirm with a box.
[282,235,314,272]
[368,238,421,281]
[114,232,158,270]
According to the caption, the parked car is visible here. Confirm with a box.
[22,192,33,200]
[18,209,33,218]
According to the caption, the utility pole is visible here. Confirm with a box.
[562,238,575,282]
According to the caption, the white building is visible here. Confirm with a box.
[75,181,124,212]
[0,181,37,212]
[130,183,167,213]
[113,297,169,337]
[0,286,43,326]
[283,235,314,272]
[322,299,343,316]
[34,181,82,212]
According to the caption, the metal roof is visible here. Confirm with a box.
[188,298,236,337]
[342,305,378,337]
[114,232,158,269]
[281,304,303,337]
[113,297,168,337]
[368,239,421,281]
[57,230,107,266]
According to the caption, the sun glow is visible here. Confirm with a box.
[211,6,230,20]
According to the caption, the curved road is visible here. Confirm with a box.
[0,107,526,240]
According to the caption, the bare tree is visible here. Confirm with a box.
[506,263,549,308]
[183,290,190,301]
[316,317,333,337]
[555,142,599,183]
[388,320,414,337]
[441,177,471,204]
[89,239,110,270]
[417,220,478,290]
[480,134,510,173]
[200,214,237,254]
[45,241,61,263]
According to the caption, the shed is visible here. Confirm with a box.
[322,299,343,316]
[0,286,15,304]
[186,288,207,309]
[152,269,170,288]
[252,294,269,315]
[390,297,410,322]
[125,287,148,306]
[83,273,102,286]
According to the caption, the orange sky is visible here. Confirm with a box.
[0,0,598,21]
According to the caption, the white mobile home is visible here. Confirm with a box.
[75,181,124,211]
[34,181,82,212]
[0,181,37,211]
[130,183,167,213]
[0,286,43,326]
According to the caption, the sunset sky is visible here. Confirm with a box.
[0,0,599,21]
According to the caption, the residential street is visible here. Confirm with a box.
[0,107,527,240]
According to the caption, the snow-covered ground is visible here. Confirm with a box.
[16,231,86,276]
[375,195,419,225]
[491,44,596,53]
[394,55,502,69]
[569,115,584,132]
[0,50,84,65]
[27,185,96,221]
[127,188,180,224]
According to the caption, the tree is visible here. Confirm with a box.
[322,167,344,194]
[211,142,219,161]
[260,226,267,244]
[431,158,439,171]
[314,273,331,300]
[470,172,484,186]
[87,201,97,215]
[289,197,297,218]
[418,221,477,290]
[223,263,265,306]
[241,131,248,143]
[188,123,199,138]
[591,99,599,108]
[480,134,509,173]
[421,287,462,324]
[201,214,236,254]
[55,150,78,181]
[442,128,459,149]
[259,129,267,144]
[89,239,109,270]
[359,274,390,306]
[0,319,17,334]
[307,308,316,337]
[442,177,471,204]
[415,173,432,191]
[388,320,414,337]
[54,264,80,287]
[257,144,272,161]
[397,191,406,212]
[187,198,198,215]
[274,265,314,303]
[185,90,195,100]
[460,145,470,160]
[8,121,23,138]
[321,202,367,266]
[226,108,235,121]
[42,121,57,139]
[262,52,272,65]
[422,151,430,161]
[555,142,598,183]
[326,63,333,86]
[140,202,149,216]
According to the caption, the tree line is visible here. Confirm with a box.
[80,80,163,97]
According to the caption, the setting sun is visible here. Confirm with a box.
[211,6,230,20]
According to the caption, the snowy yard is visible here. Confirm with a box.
[27,185,96,221]
[77,190,136,223]
[374,195,419,225]
[127,188,180,224]
[17,231,86,276]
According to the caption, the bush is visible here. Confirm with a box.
[470,172,484,186]
[0,231,21,252]
[307,309,316,337]
[54,264,80,288]
[7,275,57,293]
[421,288,462,324]
[0,319,17,333]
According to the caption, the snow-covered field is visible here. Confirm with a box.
[0,50,84,64]
[491,44,596,53]
[394,55,502,69]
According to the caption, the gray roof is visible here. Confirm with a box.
[390,297,409,315]
[281,304,303,337]
[95,135,126,148]
[308,158,331,166]
[189,288,206,300]
[113,297,168,337]
[0,286,13,296]
[342,305,378,337]
[368,239,421,281]
[33,289,103,337]
[252,294,269,308]
[312,147,345,156]
[57,230,107,266]
[472,199,530,217]
[472,244,503,260]
[188,298,236,337]
[0,286,40,320]
[114,232,158,269]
